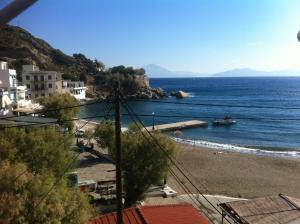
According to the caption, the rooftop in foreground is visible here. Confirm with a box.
[90,203,210,224]
[219,194,300,224]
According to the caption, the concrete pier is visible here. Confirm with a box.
[145,120,208,132]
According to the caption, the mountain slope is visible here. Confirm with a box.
[0,24,103,81]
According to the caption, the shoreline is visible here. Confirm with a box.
[169,141,300,199]
[171,137,300,159]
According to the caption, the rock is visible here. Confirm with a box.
[137,89,152,99]
[171,90,189,99]
[151,87,167,98]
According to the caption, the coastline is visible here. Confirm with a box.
[169,141,300,199]
[171,137,300,158]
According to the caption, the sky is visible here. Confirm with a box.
[2,0,300,73]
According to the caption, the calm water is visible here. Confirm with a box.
[80,77,300,156]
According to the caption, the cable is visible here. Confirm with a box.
[7,100,112,185]
[2,114,109,129]
[168,168,218,224]
[122,113,300,121]
[0,98,109,120]
[121,98,230,221]
[122,102,232,223]
[132,99,300,110]
[34,102,114,209]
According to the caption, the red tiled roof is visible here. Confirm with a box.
[90,208,143,224]
[139,204,210,224]
[90,203,210,224]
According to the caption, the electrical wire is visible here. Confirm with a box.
[0,98,109,120]
[132,99,300,110]
[120,98,231,222]
[33,101,114,209]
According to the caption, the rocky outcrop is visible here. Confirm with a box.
[170,90,189,99]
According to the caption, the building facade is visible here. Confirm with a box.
[0,61,18,102]
[0,88,12,116]
[22,65,62,100]
[62,80,86,100]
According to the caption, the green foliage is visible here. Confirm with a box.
[0,127,74,178]
[122,131,176,206]
[103,65,146,95]
[62,73,80,81]
[0,160,92,224]
[94,119,115,152]
[94,121,177,206]
[38,94,80,130]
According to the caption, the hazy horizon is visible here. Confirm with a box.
[2,0,300,74]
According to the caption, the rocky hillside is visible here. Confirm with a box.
[0,24,166,99]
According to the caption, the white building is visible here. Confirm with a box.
[62,80,86,100]
[0,88,12,116]
[0,61,18,102]
[22,65,62,100]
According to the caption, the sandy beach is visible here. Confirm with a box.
[168,142,300,199]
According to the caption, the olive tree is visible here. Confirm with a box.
[94,121,177,206]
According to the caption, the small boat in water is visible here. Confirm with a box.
[213,116,236,126]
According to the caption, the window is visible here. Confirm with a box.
[41,83,45,90]
[35,84,38,91]
[34,75,38,82]
[26,84,30,89]
[48,75,52,80]
[48,83,52,88]
[26,75,30,80]
[40,76,44,81]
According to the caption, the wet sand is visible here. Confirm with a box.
[168,142,300,199]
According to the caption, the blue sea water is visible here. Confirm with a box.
[80,77,300,156]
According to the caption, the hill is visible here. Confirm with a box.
[0,24,105,81]
[212,68,300,77]
[0,24,166,99]
[144,64,205,78]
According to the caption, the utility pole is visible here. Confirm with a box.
[114,82,123,224]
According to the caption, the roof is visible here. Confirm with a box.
[90,208,143,224]
[219,194,300,224]
[90,204,210,224]
[139,204,210,224]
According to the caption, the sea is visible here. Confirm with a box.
[79,77,300,157]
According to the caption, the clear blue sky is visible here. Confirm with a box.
[3,0,300,73]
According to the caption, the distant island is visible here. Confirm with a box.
[144,64,300,78]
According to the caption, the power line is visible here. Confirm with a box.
[0,98,109,120]
[132,99,300,110]
[8,100,111,186]
[34,102,114,209]
[120,98,230,222]
[2,114,109,129]
[122,113,300,121]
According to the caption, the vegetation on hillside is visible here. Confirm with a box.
[94,121,177,206]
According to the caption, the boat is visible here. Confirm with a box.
[213,116,236,126]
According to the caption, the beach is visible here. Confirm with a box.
[168,142,300,199]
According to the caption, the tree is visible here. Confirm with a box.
[94,119,115,153]
[94,121,177,206]
[0,127,74,177]
[38,93,80,130]
[0,160,92,224]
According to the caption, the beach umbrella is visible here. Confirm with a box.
[298,30,300,42]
